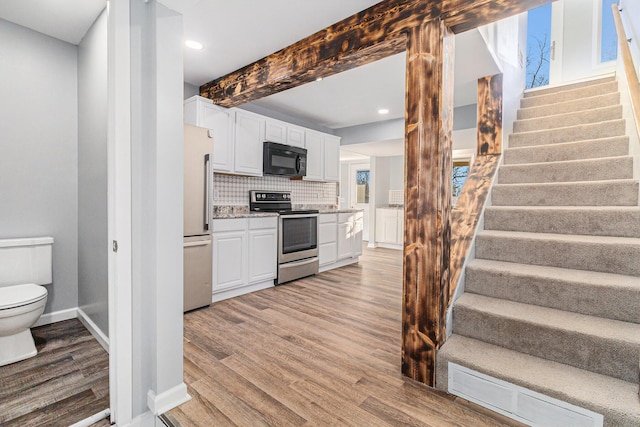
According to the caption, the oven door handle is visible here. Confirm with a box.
[279,213,319,220]
[281,257,318,268]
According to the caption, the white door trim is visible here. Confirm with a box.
[107,0,133,424]
[349,162,371,241]
[549,0,565,84]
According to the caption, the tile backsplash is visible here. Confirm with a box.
[214,174,338,206]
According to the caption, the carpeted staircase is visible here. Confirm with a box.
[437,76,640,426]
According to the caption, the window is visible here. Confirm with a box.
[452,162,470,197]
[355,169,370,204]
[600,0,618,63]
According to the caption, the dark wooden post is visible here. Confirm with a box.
[402,18,454,386]
[477,73,503,156]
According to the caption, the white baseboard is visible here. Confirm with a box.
[374,242,402,250]
[147,383,191,416]
[212,280,274,302]
[33,307,77,327]
[77,308,110,353]
[319,256,359,273]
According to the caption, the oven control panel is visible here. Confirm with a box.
[252,191,291,202]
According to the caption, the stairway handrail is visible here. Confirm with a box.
[612,4,640,134]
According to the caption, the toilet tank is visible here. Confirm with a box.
[0,237,54,287]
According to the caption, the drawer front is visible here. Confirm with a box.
[249,216,277,230]
[212,218,246,232]
[319,213,338,224]
[338,212,353,223]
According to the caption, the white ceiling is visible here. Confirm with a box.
[0,0,501,154]
[0,0,105,45]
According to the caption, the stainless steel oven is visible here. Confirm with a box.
[278,212,319,284]
[249,190,319,284]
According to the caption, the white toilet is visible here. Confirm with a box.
[0,236,53,366]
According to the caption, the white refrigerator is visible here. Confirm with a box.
[183,124,213,312]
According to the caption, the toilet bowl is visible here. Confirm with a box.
[0,237,53,366]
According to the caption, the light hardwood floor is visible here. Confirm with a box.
[170,246,525,426]
[0,319,109,427]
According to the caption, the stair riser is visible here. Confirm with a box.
[497,157,633,184]
[520,81,619,108]
[475,234,640,276]
[436,336,640,427]
[484,208,640,238]
[513,105,622,133]
[453,305,640,382]
[492,181,639,206]
[503,137,629,164]
[465,265,640,323]
[509,120,626,148]
[523,77,616,98]
[518,92,620,120]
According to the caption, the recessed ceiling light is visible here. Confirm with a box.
[316,77,323,82]
[378,108,389,115]
[185,40,203,50]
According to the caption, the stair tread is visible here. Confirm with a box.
[477,229,640,245]
[467,258,640,289]
[494,178,638,188]
[438,335,640,420]
[514,104,622,129]
[486,205,640,212]
[511,118,625,138]
[520,81,619,107]
[523,76,616,98]
[500,154,632,168]
[456,293,640,345]
[518,92,620,120]
[466,259,640,323]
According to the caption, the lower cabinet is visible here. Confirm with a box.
[375,208,403,248]
[319,211,363,272]
[212,216,277,302]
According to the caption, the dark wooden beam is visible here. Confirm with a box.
[402,18,454,386]
[201,0,555,107]
[200,0,429,107]
[477,73,503,156]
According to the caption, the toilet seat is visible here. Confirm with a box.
[0,284,47,310]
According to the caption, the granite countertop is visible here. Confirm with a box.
[318,208,364,214]
[212,212,278,219]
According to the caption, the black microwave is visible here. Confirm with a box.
[263,141,307,178]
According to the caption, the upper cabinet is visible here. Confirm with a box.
[184,96,234,173]
[234,110,265,176]
[304,131,340,182]
[184,95,339,180]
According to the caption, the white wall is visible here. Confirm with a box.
[130,0,187,417]
[78,10,109,337]
[0,18,78,314]
[184,82,198,99]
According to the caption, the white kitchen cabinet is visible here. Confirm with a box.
[304,131,341,182]
[212,216,277,302]
[248,218,278,283]
[319,213,338,267]
[234,110,265,176]
[304,130,324,181]
[337,211,363,259]
[375,208,403,248]
[212,219,246,291]
[265,118,287,144]
[287,125,305,148]
[323,135,341,182]
[184,96,234,173]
